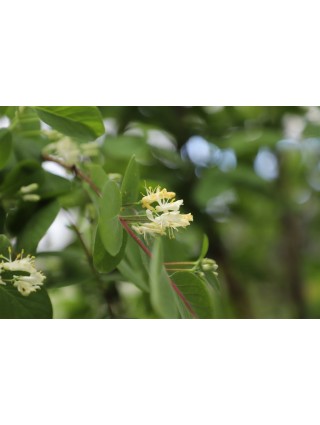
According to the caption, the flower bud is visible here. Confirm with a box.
[19,183,39,194]
[201,258,218,272]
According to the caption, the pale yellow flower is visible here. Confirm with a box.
[155,199,184,213]
[146,210,193,238]
[132,222,166,238]
[141,186,176,211]
[44,137,80,165]
[2,256,37,274]
[1,254,46,296]
[13,272,45,296]
[133,186,193,239]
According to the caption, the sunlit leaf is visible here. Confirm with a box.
[34,106,105,140]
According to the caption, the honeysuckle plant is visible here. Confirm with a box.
[0,106,220,319]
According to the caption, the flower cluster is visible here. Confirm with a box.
[132,186,193,239]
[0,251,46,296]
[43,137,99,166]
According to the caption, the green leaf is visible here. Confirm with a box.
[203,270,220,292]
[33,106,105,140]
[0,234,11,257]
[98,217,123,256]
[99,180,121,219]
[199,234,209,261]
[121,155,140,205]
[0,160,70,200]
[149,239,179,318]
[93,228,127,273]
[37,172,73,200]
[13,136,46,162]
[0,129,12,169]
[0,285,53,319]
[103,135,150,161]
[17,200,60,253]
[0,160,40,196]
[98,181,123,255]
[118,236,149,292]
[14,107,40,135]
[37,249,92,288]
[0,208,6,234]
[171,271,214,319]
[86,164,109,190]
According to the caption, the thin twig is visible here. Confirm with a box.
[42,154,101,196]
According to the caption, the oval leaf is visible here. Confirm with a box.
[34,106,105,140]
[98,217,123,256]
[93,227,127,273]
[171,271,214,319]
[99,180,121,220]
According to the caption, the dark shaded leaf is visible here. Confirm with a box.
[17,200,60,253]
[0,129,12,169]
[0,285,53,319]
[0,234,11,257]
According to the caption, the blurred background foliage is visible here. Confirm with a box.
[2,106,320,318]
[97,106,320,319]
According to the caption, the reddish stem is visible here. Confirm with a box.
[119,217,152,257]
[42,154,101,196]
